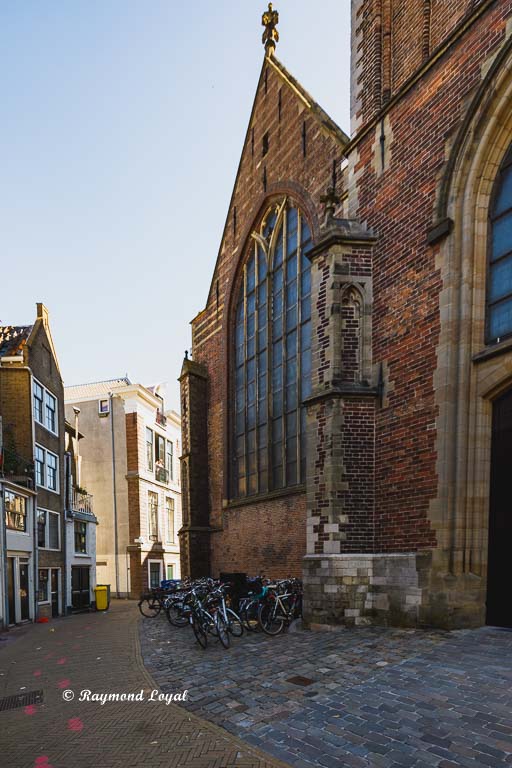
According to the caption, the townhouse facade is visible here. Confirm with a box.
[0,479,37,626]
[0,304,97,628]
[64,418,98,610]
[65,378,182,599]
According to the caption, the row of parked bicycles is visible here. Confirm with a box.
[138,575,303,650]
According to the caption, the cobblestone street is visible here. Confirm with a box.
[0,601,285,768]
[141,613,512,768]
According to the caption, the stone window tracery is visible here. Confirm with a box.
[232,198,312,498]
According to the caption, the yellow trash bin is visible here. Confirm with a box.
[94,585,108,611]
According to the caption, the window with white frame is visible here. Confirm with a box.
[33,379,59,435]
[74,521,87,553]
[35,445,45,487]
[37,509,60,550]
[33,381,44,423]
[35,445,59,492]
[98,399,110,415]
[148,491,159,541]
[146,428,154,471]
[47,452,58,491]
[165,497,174,543]
[166,440,174,481]
[38,568,50,603]
[4,490,27,532]
[45,391,57,433]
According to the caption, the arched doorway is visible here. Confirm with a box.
[487,388,512,627]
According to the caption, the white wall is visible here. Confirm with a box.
[65,516,97,608]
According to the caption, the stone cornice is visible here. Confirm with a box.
[308,218,376,261]
[304,384,379,406]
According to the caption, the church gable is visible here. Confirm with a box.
[192,52,349,354]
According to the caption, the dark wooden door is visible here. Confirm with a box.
[487,389,512,627]
[19,561,30,621]
[7,558,15,625]
[51,569,59,618]
[71,567,90,610]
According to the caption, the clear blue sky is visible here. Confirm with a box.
[1,1,351,411]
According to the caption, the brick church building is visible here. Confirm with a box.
[180,0,512,629]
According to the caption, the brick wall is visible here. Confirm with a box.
[186,55,346,577]
[0,368,32,462]
[351,0,497,130]
[210,491,306,579]
[351,1,512,552]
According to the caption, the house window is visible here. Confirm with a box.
[99,399,110,415]
[166,564,174,580]
[35,445,45,487]
[47,452,58,491]
[5,490,27,532]
[165,497,175,543]
[35,445,59,492]
[155,434,166,482]
[149,561,162,589]
[33,382,44,423]
[37,509,60,550]
[49,512,60,549]
[37,510,46,547]
[148,491,159,541]
[74,521,87,554]
[166,440,173,481]
[232,199,312,498]
[38,568,50,603]
[33,379,58,435]
[45,392,57,433]
[488,145,512,343]
[146,428,154,471]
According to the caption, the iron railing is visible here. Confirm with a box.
[72,488,94,516]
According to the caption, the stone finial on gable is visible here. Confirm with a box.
[262,3,279,55]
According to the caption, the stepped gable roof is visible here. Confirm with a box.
[0,326,33,357]
[64,376,131,401]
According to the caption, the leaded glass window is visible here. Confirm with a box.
[488,146,512,343]
[232,199,312,498]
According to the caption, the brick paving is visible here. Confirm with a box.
[0,601,287,768]
[141,614,512,768]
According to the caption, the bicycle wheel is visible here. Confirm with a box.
[258,602,286,635]
[166,601,189,628]
[191,613,208,648]
[225,608,244,637]
[215,613,231,649]
[138,595,161,618]
[241,600,260,632]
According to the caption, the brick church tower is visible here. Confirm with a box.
[181,1,512,629]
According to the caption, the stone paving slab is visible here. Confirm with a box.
[0,601,288,768]
[141,613,512,768]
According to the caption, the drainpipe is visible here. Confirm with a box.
[109,392,120,599]
[73,407,81,489]
[64,451,73,613]
[0,483,8,630]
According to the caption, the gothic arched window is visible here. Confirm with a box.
[488,146,512,343]
[232,199,312,498]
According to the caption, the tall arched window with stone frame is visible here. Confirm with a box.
[232,198,312,499]
[488,145,512,344]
